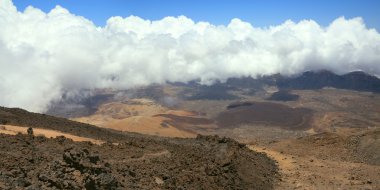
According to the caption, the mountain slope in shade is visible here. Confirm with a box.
[277,70,380,93]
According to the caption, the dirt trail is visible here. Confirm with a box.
[0,125,104,145]
[250,146,295,172]
[249,145,379,190]
[249,146,301,189]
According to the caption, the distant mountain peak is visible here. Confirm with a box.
[278,70,380,93]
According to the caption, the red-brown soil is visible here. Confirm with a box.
[72,100,212,138]
[154,114,214,125]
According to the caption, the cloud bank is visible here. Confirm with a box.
[1,0,380,112]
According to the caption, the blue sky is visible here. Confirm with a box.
[11,0,380,30]
[2,0,380,111]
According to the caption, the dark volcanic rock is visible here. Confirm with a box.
[267,90,299,101]
[0,132,278,190]
[0,96,282,190]
[183,83,240,100]
[218,101,313,130]
[37,148,122,189]
[277,70,380,93]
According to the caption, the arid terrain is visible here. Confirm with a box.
[1,71,380,189]
[2,0,380,188]
[0,106,278,189]
[249,127,380,189]
[53,72,380,190]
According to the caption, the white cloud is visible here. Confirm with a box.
[1,0,380,112]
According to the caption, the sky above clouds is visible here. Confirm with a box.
[1,0,380,112]
[12,0,380,30]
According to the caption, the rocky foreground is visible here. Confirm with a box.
[0,133,278,189]
[0,106,279,189]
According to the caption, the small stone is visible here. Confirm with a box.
[72,170,81,177]
[38,174,49,182]
[154,177,164,185]
[27,127,33,135]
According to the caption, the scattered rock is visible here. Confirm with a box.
[0,133,278,189]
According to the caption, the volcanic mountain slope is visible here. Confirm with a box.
[46,70,380,120]
[181,86,380,132]
[68,75,380,140]
[186,88,380,189]
[3,70,380,189]
[34,70,380,190]
[0,106,278,190]
[277,70,380,92]
[172,70,380,102]
[73,98,216,138]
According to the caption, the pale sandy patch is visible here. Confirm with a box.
[0,125,104,145]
